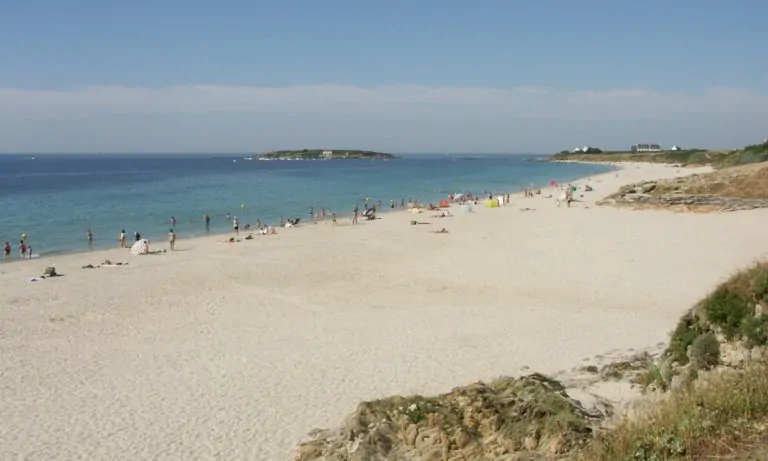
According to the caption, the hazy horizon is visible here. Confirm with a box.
[2,2,767,154]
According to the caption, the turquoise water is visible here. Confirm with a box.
[0,154,612,256]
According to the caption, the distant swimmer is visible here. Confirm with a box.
[226,212,231,221]
[119,229,126,248]
[241,203,246,210]
[204,214,211,231]
[87,228,93,250]
[170,216,176,228]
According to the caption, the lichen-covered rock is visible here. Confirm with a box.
[294,373,606,460]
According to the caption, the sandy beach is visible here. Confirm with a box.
[2,162,768,460]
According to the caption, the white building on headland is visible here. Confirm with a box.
[631,143,663,152]
[670,145,682,151]
[322,150,333,158]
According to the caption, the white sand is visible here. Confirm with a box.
[2,162,768,460]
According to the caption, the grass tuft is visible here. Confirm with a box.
[689,333,720,371]
[579,361,768,460]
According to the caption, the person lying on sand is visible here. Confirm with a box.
[431,210,452,218]
[430,228,449,234]
[519,207,535,212]
[258,226,278,235]
[219,237,236,243]
[81,260,130,269]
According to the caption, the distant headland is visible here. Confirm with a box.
[247,149,396,161]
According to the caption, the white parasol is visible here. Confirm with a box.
[131,239,149,255]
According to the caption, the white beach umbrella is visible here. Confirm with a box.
[131,239,149,256]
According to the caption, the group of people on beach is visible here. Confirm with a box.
[6,184,586,262]
[4,233,32,261]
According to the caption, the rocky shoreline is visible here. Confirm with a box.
[597,179,768,212]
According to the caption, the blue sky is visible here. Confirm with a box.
[1,0,767,153]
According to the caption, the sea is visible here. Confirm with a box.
[0,154,612,256]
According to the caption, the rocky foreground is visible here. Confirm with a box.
[295,373,606,461]
[597,162,768,212]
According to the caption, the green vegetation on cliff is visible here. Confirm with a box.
[581,262,768,460]
[250,149,395,160]
[666,262,768,365]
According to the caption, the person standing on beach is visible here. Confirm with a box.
[203,214,210,231]
[19,240,26,260]
[119,229,126,248]
[134,231,141,242]
[332,212,337,226]
[390,199,395,210]
[233,216,239,235]
[4,241,11,261]
[87,228,93,250]
[352,204,359,225]
[168,229,176,251]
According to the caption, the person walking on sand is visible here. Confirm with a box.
[353,204,359,225]
[119,229,126,248]
[204,213,210,231]
[332,212,337,226]
[4,241,11,261]
[233,216,239,235]
[168,228,176,251]
[87,228,93,250]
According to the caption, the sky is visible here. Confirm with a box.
[1,0,767,154]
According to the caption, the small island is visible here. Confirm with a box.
[247,149,396,161]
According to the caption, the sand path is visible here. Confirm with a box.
[2,163,767,460]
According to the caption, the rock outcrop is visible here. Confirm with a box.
[598,180,768,212]
[295,373,608,461]
[598,162,768,212]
